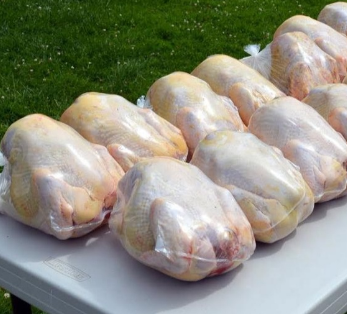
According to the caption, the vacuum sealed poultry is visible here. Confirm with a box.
[274,15,347,81]
[60,92,188,172]
[248,97,347,203]
[318,2,347,36]
[0,114,124,239]
[242,32,340,100]
[109,157,255,281]
[302,84,347,141]
[191,54,284,125]
[141,71,245,156]
[191,130,314,243]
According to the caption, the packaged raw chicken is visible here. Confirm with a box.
[242,32,339,100]
[318,2,347,35]
[302,84,347,141]
[248,97,347,203]
[109,157,255,281]
[191,130,314,243]
[141,71,245,157]
[60,92,188,172]
[274,15,347,80]
[191,54,284,125]
[0,114,124,239]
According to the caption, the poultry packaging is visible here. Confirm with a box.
[60,92,188,172]
[274,15,347,80]
[302,84,347,141]
[0,114,124,239]
[242,31,340,100]
[191,130,314,243]
[318,2,347,36]
[191,54,285,125]
[142,71,245,156]
[109,157,255,281]
[248,97,347,203]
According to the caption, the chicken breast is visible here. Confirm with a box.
[143,71,245,156]
[192,54,285,125]
[60,92,188,172]
[274,15,347,80]
[302,84,347,140]
[318,2,347,36]
[0,114,124,239]
[191,130,314,243]
[109,157,255,281]
[248,97,347,203]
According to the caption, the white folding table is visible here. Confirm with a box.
[1,197,347,314]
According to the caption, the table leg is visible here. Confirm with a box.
[10,294,32,314]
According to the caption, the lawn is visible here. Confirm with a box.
[0,0,341,313]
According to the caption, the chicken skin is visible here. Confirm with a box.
[60,92,188,172]
[0,114,124,239]
[192,54,285,125]
[303,84,347,141]
[274,15,347,80]
[109,157,255,281]
[248,97,347,203]
[191,130,314,243]
[143,72,245,156]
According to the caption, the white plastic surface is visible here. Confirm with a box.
[1,197,347,314]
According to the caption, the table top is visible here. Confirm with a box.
[1,197,347,314]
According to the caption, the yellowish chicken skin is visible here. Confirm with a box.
[61,92,188,172]
[0,114,124,239]
[144,72,245,156]
[109,157,255,281]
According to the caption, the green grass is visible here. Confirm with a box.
[0,0,340,313]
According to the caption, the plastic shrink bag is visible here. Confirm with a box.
[274,15,347,81]
[248,97,347,203]
[318,2,347,36]
[141,72,245,157]
[0,114,125,240]
[60,92,188,172]
[302,84,347,141]
[191,54,284,125]
[242,32,340,101]
[191,130,314,243]
[109,157,255,281]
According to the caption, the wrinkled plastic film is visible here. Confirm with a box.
[241,43,272,79]
[109,157,255,281]
[0,114,124,240]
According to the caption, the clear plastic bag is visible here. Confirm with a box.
[192,54,284,126]
[302,84,347,141]
[274,15,347,81]
[109,157,255,281]
[318,2,347,36]
[0,114,124,240]
[60,92,187,172]
[191,130,314,243]
[241,32,340,100]
[248,96,347,203]
[143,71,245,155]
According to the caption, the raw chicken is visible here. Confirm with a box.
[242,32,339,100]
[60,92,188,172]
[248,97,347,203]
[191,130,314,243]
[0,114,124,239]
[191,54,285,125]
[318,2,347,36]
[143,72,245,156]
[109,157,255,281]
[303,84,347,140]
[270,32,339,100]
[274,15,347,80]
